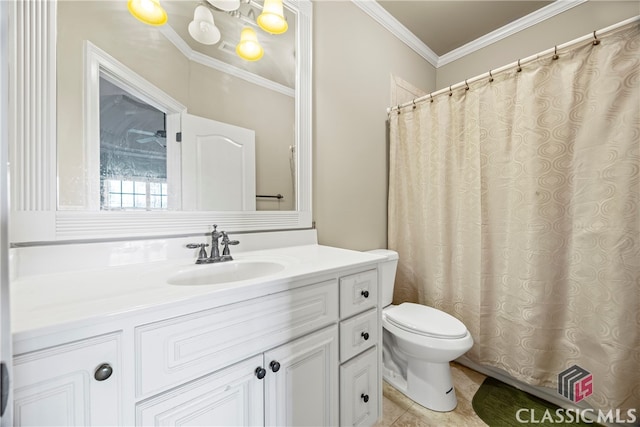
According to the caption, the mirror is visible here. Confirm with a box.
[57,0,300,212]
[5,0,311,242]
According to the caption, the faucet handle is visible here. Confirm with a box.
[221,232,239,244]
[187,243,209,263]
[221,232,240,257]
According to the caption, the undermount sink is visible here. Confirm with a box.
[168,260,286,286]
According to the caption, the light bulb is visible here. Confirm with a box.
[257,0,288,34]
[236,27,264,61]
[127,0,168,26]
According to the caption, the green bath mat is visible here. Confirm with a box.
[472,377,598,427]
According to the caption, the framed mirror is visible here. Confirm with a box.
[9,0,312,242]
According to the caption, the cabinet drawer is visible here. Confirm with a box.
[340,308,377,362]
[339,269,377,318]
[135,280,338,397]
[340,346,379,427]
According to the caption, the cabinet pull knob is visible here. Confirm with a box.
[270,360,281,372]
[361,289,369,298]
[361,393,369,403]
[361,332,370,341]
[94,363,113,381]
[255,367,267,380]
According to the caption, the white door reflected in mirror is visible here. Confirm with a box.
[181,114,256,211]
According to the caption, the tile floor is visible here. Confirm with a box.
[375,362,489,427]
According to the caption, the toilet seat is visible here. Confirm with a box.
[384,303,467,339]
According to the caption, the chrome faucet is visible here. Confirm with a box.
[209,224,224,262]
[187,225,240,264]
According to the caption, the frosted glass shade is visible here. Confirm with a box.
[127,0,168,26]
[236,27,264,61]
[257,0,288,34]
[188,5,221,45]
[206,0,240,12]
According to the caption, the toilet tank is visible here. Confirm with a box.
[366,249,398,307]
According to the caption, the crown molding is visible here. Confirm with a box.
[353,0,588,69]
[437,0,588,67]
[160,26,295,98]
[351,0,439,67]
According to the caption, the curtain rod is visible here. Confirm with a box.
[387,15,640,113]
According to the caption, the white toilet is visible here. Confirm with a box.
[368,249,474,412]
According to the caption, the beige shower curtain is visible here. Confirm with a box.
[388,22,639,413]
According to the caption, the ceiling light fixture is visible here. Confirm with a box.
[127,0,168,26]
[188,5,222,45]
[257,0,288,34]
[236,26,264,61]
[126,0,285,61]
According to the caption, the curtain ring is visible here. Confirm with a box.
[465,79,469,91]
[488,70,494,83]
[517,59,522,72]
[449,86,453,97]
[552,46,559,60]
[592,30,601,45]
[412,99,417,109]
[430,93,434,103]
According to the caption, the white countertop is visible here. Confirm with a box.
[11,244,385,337]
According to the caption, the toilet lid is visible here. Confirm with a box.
[384,303,468,339]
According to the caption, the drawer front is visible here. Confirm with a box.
[135,280,338,397]
[339,269,377,319]
[339,308,378,362]
[340,346,379,427]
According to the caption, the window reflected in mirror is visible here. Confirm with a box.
[99,75,170,211]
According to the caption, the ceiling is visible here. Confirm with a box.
[376,1,554,56]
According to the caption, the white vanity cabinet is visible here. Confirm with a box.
[135,280,340,427]
[338,269,380,427]
[137,325,338,427]
[12,333,122,426]
[10,246,383,427]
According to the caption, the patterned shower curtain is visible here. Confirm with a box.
[388,22,639,413]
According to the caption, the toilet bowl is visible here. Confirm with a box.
[367,249,474,412]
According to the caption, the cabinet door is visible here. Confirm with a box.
[340,346,379,427]
[136,355,264,426]
[12,333,121,426]
[265,325,338,427]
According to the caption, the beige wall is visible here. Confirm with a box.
[435,1,640,89]
[313,1,436,250]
